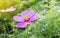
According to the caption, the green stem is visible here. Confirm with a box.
[24,28,28,38]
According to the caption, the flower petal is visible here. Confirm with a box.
[29,13,38,21]
[13,16,24,22]
[0,7,16,12]
[27,10,36,17]
[0,10,6,12]
[20,10,29,17]
[20,10,36,18]
[6,7,16,12]
[16,22,27,28]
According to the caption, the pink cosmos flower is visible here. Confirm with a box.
[13,10,37,28]
[0,7,16,12]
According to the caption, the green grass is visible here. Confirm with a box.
[0,0,60,38]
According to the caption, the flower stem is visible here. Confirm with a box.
[24,28,28,38]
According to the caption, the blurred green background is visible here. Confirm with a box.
[0,0,60,38]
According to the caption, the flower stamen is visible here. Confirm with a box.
[24,16,30,21]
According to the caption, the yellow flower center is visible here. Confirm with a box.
[24,16,30,21]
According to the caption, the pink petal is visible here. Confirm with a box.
[29,13,38,21]
[13,16,24,22]
[0,10,6,12]
[20,10,28,17]
[6,7,16,12]
[16,22,27,28]
[29,10,36,17]
[0,7,16,12]
[20,10,36,18]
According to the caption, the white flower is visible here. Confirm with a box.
[0,7,16,12]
